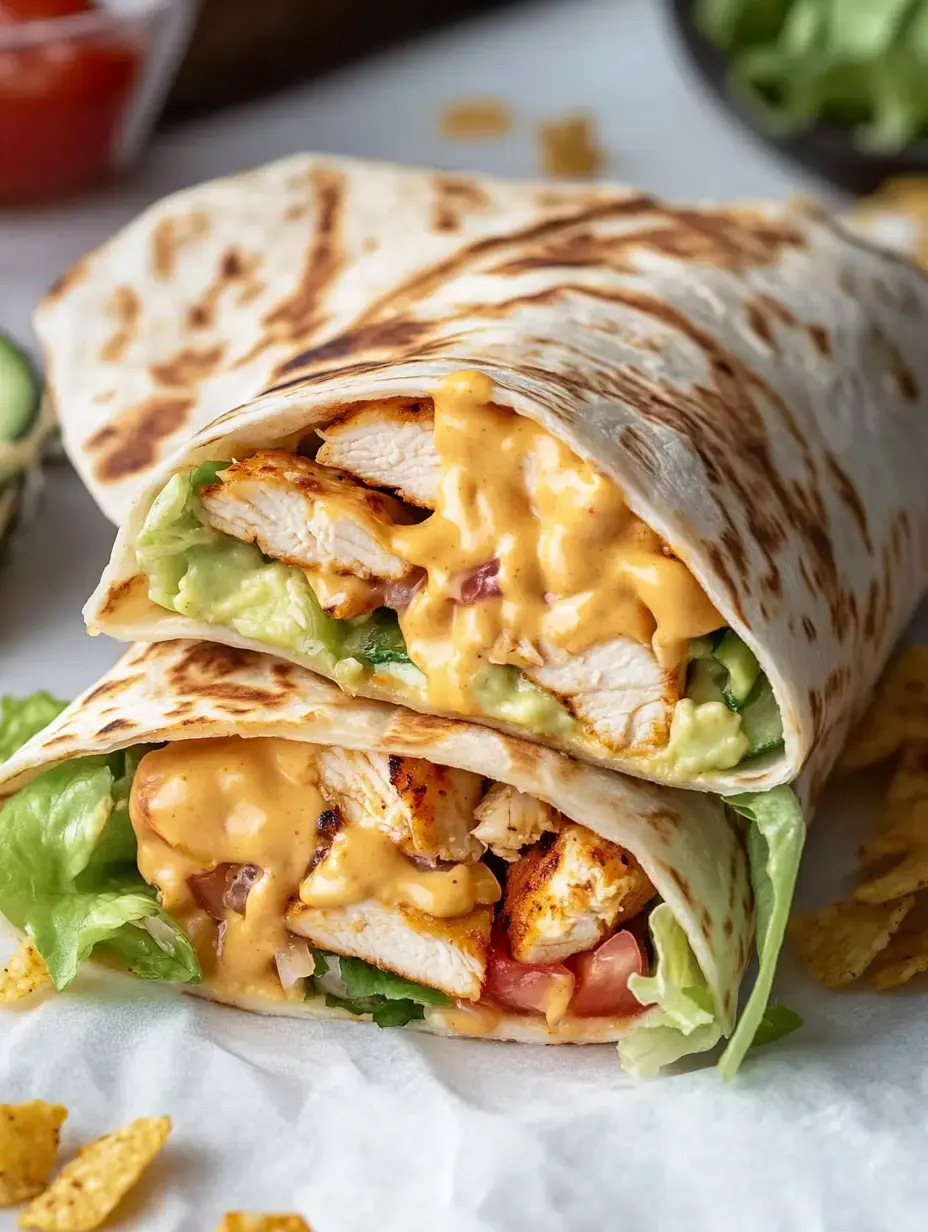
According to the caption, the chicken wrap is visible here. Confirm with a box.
[37,155,928,798]
[0,639,775,1077]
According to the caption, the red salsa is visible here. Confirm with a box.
[0,0,141,202]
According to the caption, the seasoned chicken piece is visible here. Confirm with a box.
[200,450,415,581]
[472,784,562,861]
[503,823,655,965]
[287,899,492,999]
[317,748,484,864]
[527,637,681,754]
[317,400,440,509]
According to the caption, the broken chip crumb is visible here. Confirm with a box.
[216,1216,312,1231]
[537,115,605,180]
[0,943,51,1005]
[838,645,928,773]
[790,895,914,987]
[439,98,512,140]
[870,926,928,989]
[0,1102,67,1207]
[18,1115,170,1231]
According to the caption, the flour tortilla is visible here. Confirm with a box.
[36,154,928,796]
[0,638,752,1045]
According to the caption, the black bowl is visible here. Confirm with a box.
[666,0,928,196]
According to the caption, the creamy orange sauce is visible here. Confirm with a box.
[129,736,499,1002]
[390,371,722,714]
[300,824,500,916]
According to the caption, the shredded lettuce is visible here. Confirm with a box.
[717,786,806,1079]
[310,950,449,1028]
[0,750,201,990]
[619,903,723,1078]
[752,1003,803,1048]
[0,692,67,763]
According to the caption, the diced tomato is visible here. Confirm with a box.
[566,930,645,1018]
[483,937,575,1028]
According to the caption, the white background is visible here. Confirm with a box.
[1,2,926,1230]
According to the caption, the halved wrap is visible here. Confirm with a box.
[37,155,928,796]
[0,639,759,1076]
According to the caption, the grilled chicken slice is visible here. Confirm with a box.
[200,450,415,581]
[503,823,655,965]
[317,748,484,864]
[472,784,562,861]
[317,400,440,509]
[526,637,681,754]
[287,899,492,999]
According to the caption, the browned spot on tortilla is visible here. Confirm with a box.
[275,319,435,378]
[284,203,308,222]
[887,341,919,402]
[619,425,658,474]
[96,718,133,735]
[723,917,734,939]
[168,641,260,684]
[862,578,879,642]
[83,676,134,704]
[98,573,150,618]
[184,247,262,333]
[149,345,225,389]
[92,390,116,405]
[825,454,871,553]
[807,323,831,357]
[668,867,690,900]
[98,286,141,363]
[387,709,464,752]
[808,688,824,742]
[151,211,210,279]
[824,664,851,702]
[431,174,491,233]
[88,396,192,482]
[259,166,345,357]
[801,615,817,642]
[756,293,798,329]
[745,300,777,351]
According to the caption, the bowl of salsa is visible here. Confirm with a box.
[0,0,194,204]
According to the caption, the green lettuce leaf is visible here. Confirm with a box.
[717,786,806,1080]
[751,1003,803,1048]
[619,903,722,1078]
[0,750,201,990]
[0,692,67,762]
[312,951,449,1029]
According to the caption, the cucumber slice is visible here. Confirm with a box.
[0,335,40,443]
[740,677,784,758]
[713,630,760,710]
[686,656,728,706]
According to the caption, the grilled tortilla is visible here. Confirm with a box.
[36,154,928,796]
[0,639,755,1074]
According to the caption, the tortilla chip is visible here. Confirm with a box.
[855,744,928,902]
[870,926,928,989]
[439,99,512,140]
[790,895,914,986]
[216,1217,312,1231]
[0,943,51,1005]
[0,1103,67,1207]
[838,646,928,773]
[18,1116,170,1231]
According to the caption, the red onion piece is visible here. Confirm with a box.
[275,939,317,990]
[383,573,425,611]
[454,560,501,605]
[223,864,261,915]
[189,864,234,920]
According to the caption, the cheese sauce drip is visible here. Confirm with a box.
[391,370,723,714]
[129,736,497,1001]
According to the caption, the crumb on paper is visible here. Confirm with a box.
[18,1116,171,1231]
[216,1216,313,1231]
[790,895,914,987]
[0,1102,67,1207]
[0,943,51,1005]
[537,115,605,180]
[439,99,513,140]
